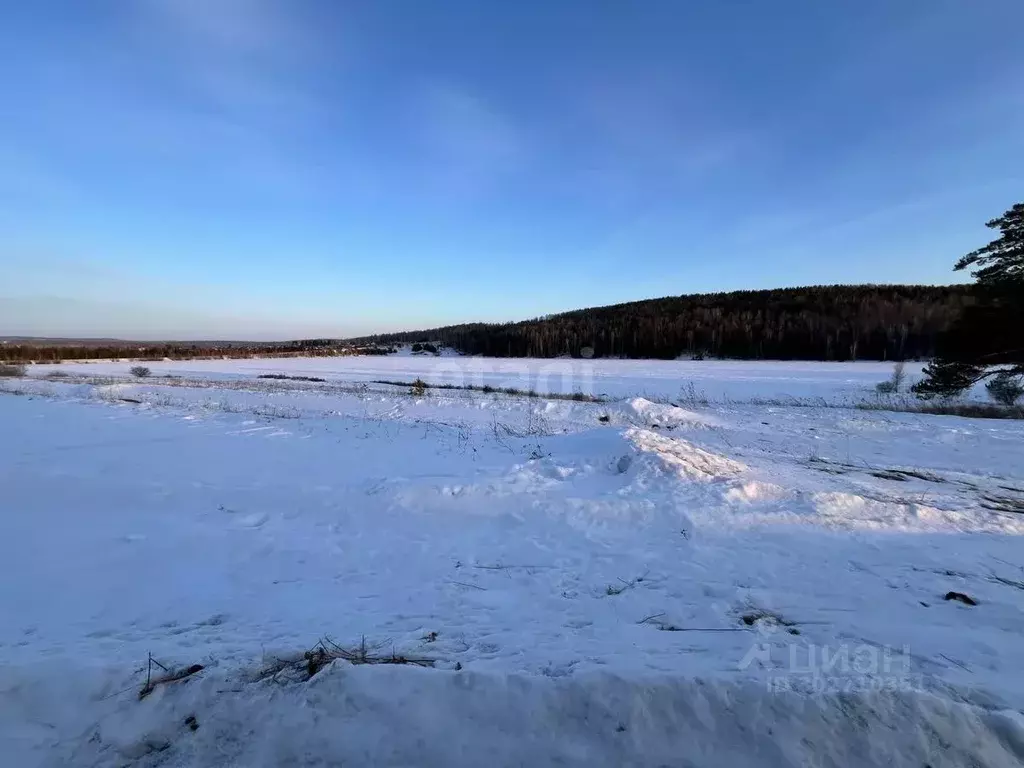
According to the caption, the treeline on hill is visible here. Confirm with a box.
[353,285,974,361]
[0,339,352,364]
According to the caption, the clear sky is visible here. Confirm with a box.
[1,1,1022,340]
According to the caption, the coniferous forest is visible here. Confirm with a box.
[352,284,973,361]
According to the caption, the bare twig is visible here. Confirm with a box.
[472,563,554,571]
[988,573,1024,591]
[605,571,649,596]
[637,613,746,632]
[939,653,970,671]
[449,580,487,591]
[637,612,666,624]
[660,627,747,633]
[139,661,205,700]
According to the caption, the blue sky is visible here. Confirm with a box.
[1,0,1022,339]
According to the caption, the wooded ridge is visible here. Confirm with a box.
[351,284,973,361]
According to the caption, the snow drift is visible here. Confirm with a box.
[6,663,1024,768]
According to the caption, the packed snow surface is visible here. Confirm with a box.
[2,357,1023,766]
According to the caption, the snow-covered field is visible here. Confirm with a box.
[31,355,934,401]
[2,358,1023,766]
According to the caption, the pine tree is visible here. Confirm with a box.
[913,203,1024,399]
[956,203,1024,290]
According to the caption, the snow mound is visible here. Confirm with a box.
[16,663,1024,768]
[626,428,744,481]
[618,397,720,429]
[724,480,789,504]
[812,492,1024,534]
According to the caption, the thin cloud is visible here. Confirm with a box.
[562,75,755,207]
[408,81,527,199]
[138,0,297,58]
[129,0,324,124]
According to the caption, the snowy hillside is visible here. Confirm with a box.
[2,358,1023,766]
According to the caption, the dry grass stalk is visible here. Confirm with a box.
[254,636,437,684]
